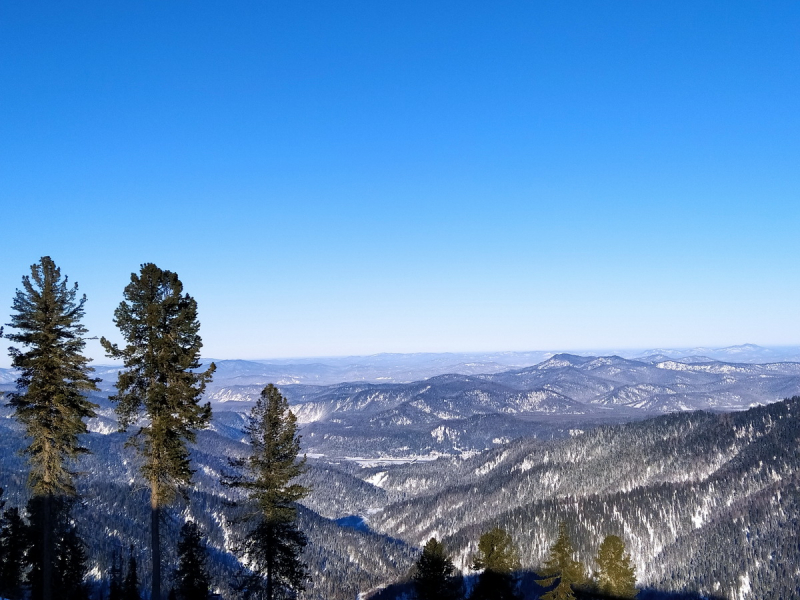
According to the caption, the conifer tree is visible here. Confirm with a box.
[225,384,309,600]
[4,257,98,600]
[0,505,28,600]
[122,547,141,600]
[174,521,211,600]
[412,537,464,600]
[108,549,124,600]
[537,521,586,600]
[26,496,89,600]
[470,527,521,600]
[101,264,214,600]
[593,535,638,598]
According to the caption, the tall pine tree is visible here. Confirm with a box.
[174,521,212,600]
[4,257,98,600]
[412,537,464,600]
[537,521,586,600]
[470,527,521,600]
[593,535,638,598]
[225,384,309,600]
[101,264,214,600]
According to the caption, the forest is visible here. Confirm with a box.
[0,257,798,600]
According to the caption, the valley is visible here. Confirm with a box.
[0,349,798,598]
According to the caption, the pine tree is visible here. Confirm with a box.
[26,496,89,600]
[225,384,309,600]
[108,549,124,600]
[122,547,141,600]
[56,525,90,600]
[537,521,586,600]
[101,264,214,600]
[412,537,464,600]
[0,505,28,600]
[174,521,211,600]
[593,535,638,598]
[4,257,98,600]
[470,527,521,600]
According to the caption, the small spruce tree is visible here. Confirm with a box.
[26,496,89,600]
[122,546,140,600]
[412,537,464,600]
[108,549,124,600]
[174,521,211,600]
[537,521,586,600]
[0,508,28,600]
[593,535,638,598]
[470,527,521,600]
[225,384,309,600]
[0,491,29,600]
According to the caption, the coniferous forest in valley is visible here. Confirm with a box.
[0,257,797,599]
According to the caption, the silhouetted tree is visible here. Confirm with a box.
[470,527,520,600]
[108,549,124,600]
[225,384,309,600]
[174,521,211,600]
[101,264,214,600]
[26,496,89,600]
[5,256,98,600]
[122,546,140,600]
[413,537,464,600]
[0,490,29,600]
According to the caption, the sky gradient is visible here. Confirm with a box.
[1,1,799,366]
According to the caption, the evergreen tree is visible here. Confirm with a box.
[592,535,638,598]
[55,526,90,600]
[122,547,141,600]
[537,522,586,600]
[470,527,520,600]
[412,537,464,600]
[26,496,89,600]
[4,257,98,600]
[0,505,28,600]
[101,263,214,600]
[108,549,124,600]
[174,521,211,600]
[225,384,309,600]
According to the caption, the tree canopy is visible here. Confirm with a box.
[412,537,463,600]
[593,535,638,598]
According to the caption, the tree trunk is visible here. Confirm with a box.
[151,487,161,600]
[42,493,52,600]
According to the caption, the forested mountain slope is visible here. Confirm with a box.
[364,398,800,599]
[0,372,797,598]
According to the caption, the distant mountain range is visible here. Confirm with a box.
[1,347,799,598]
[5,347,800,459]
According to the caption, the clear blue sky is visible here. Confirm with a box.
[1,1,799,366]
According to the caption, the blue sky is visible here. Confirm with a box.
[1,1,799,366]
